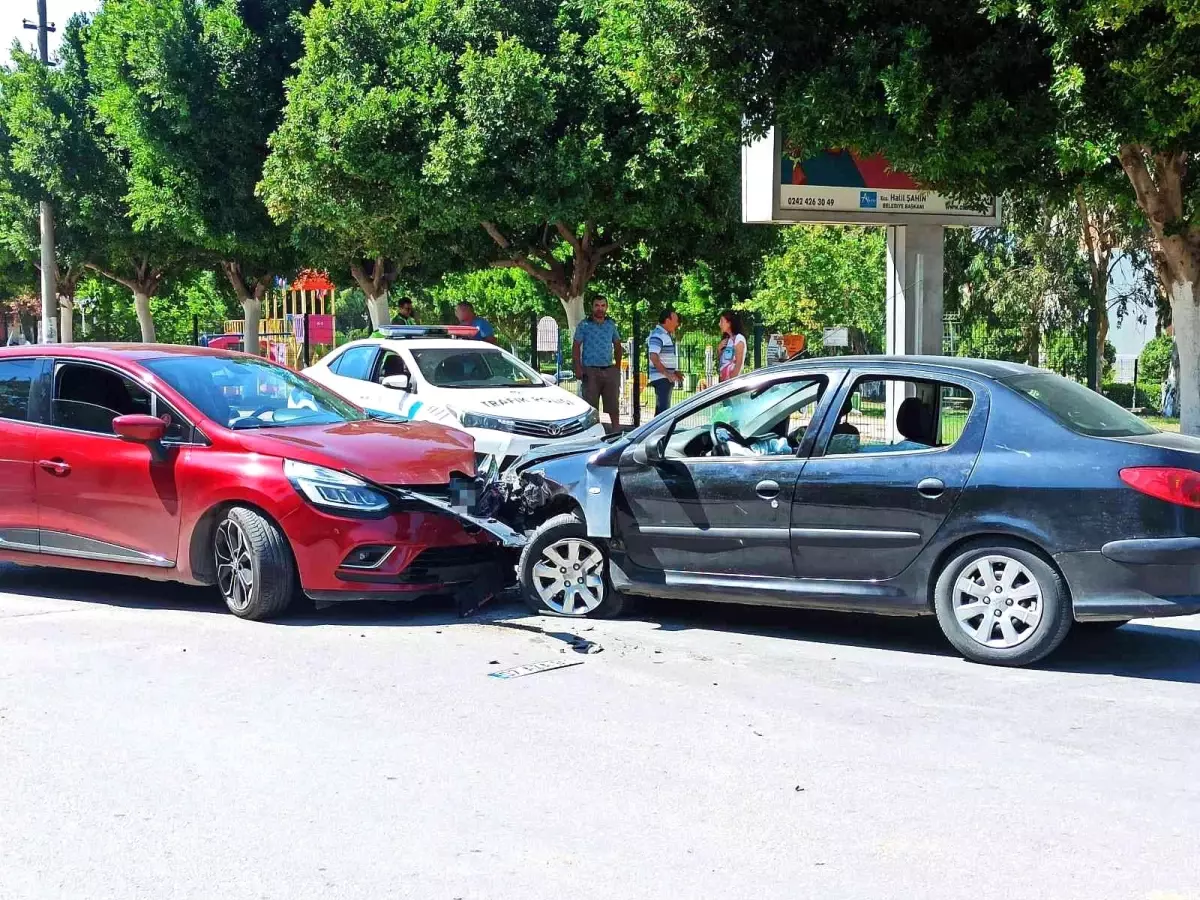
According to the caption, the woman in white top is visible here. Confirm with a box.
[716,310,747,382]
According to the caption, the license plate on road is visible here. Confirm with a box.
[489,659,584,679]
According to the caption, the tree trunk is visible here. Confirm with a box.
[563,295,586,332]
[242,297,262,357]
[1096,306,1110,387]
[58,295,73,344]
[366,292,391,329]
[482,221,620,334]
[1167,282,1199,435]
[133,291,156,343]
[1026,327,1040,368]
[349,257,394,329]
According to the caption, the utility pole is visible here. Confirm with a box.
[24,2,58,344]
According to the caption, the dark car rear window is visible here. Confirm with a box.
[1003,372,1156,438]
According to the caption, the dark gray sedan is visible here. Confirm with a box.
[484,357,1200,666]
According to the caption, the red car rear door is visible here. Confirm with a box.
[34,358,184,568]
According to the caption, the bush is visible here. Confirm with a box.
[1139,335,1173,384]
[1102,381,1162,413]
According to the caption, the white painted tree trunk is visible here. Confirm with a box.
[242,297,262,356]
[1171,280,1200,436]
[366,292,391,329]
[58,296,73,344]
[562,295,585,332]
[133,290,156,343]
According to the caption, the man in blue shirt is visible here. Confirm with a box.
[455,302,497,344]
[572,296,623,433]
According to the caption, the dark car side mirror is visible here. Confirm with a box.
[629,430,668,467]
[114,414,169,462]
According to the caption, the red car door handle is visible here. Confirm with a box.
[38,459,71,476]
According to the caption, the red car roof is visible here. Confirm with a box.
[0,343,244,362]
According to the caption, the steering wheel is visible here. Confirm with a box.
[710,420,751,456]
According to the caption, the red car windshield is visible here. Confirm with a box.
[144,355,368,430]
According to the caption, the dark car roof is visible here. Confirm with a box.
[780,355,1039,380]
[0,343,244,362]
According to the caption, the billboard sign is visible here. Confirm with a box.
[743,127,999,227]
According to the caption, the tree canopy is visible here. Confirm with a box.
[261,0,744,329]
[608,0,1200,429]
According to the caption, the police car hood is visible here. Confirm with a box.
[437,385,592,422]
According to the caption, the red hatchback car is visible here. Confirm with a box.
[0,344,517,619]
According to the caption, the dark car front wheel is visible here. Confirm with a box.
[519,513,625,618]
[933,541,1073,666]
[213,506,295,621]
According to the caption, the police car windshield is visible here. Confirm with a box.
[410,348,543,389]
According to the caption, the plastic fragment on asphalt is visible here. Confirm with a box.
[489,659,585,679]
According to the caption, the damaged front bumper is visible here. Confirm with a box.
[350,467,528,549]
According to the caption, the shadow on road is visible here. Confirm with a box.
[632,597,1200,685]
[3,564,1197,684]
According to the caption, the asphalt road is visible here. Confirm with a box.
[1,565,1197,900]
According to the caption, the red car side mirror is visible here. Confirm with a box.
[113,414,168,444]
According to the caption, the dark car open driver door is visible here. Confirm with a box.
[613,369,843,581]
[791,369,989,582]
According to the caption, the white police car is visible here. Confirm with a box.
[303,326,604,468]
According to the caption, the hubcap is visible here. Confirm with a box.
[531,538,605,615]
[952,555,1043,649]
[215,520,255,611]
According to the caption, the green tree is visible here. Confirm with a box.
[84,0,311,351]
[429,268,555,347]
[261,0,743,332]
[3,17,191,342]
[609,0,1200,431]
[76,269,235,343]
[945,194,1092,366]
[743,226,886,352]
[1139,334,1174,386]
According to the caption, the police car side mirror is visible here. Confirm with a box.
[541,373,558,386]
[381,374,410,391]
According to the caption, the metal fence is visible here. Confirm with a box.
[523,311,779,428]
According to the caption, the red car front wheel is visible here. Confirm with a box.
[214,506,296,621]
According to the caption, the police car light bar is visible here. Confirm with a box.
[377,325,480,340]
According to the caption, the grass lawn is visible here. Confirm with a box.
[1142,416,1180,432]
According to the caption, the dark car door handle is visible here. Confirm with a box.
[755,479,780,500]
[38,458,71,477]
[917,477,944,498]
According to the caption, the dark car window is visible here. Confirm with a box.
[0,358,40,422]
[665,377,828,459]
[825,377,975,455]
[144,355,368,430]
[1004,372,1155,438]
[53,363,153,435]
[331,346,379,381]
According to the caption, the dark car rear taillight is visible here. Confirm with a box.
[1119,467,1200,509]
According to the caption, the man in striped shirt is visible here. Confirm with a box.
[647,309,683,416]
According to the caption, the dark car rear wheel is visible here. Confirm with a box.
[933,541,1072,666]
[213,506,295,621]
[519,513,625,618]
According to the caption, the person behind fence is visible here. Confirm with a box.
[572,295,623,433]
[455,302,497,344]
[717,310,747,382]
[395,296,417,326]
[648,308,684,416]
